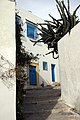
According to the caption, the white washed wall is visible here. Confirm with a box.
[17,7,60,85]
[59,23,80,111]
[0,0,16,120]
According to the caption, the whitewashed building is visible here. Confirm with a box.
[16,7,60,87]
[0,0,16,120]
[16,6,80,112]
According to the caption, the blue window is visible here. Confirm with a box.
[27,22,37,39]
[43,62,48,70]
[16,16,22,25]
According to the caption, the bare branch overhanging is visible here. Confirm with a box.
[34,0,80,59]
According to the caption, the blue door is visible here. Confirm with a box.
[29,66,37,85]
[51,64,55,82]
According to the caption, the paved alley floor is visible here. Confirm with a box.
[23,85,80,120]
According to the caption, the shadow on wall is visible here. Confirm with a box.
[39,74,52,87]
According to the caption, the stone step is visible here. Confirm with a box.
[23,86,61,120]
[23,100,61,112]
[25,87,61,97]
[23,96,60,103]
[23,92,61,103]
[25,91,61,97]
[24,97,61,104]
[23,103,68,120]
[24,90,61,101]
[23,107,76,120]
[23,111,52,120]
[26,83,60,90]
[23,106,67,114]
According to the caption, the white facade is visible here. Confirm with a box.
[16,7,60,87]
[0,0,16,120]
[59,23,80,111]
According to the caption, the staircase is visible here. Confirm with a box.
[22,86,61,120]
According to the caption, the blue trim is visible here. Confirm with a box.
[16,16,22,25]
[27,23,37,39]
[51,64,55,82]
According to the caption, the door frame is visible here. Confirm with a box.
[29,62,39,87]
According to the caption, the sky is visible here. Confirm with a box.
[16,0,80,20]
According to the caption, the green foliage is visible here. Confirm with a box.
[16,14,32,120]
[16,16,30,66]
[34,0,80,59]
[16,13,39,120]
[16,14,25,120]
[16,80,24,120]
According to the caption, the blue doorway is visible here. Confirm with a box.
[51,64,55,82]
[29,65,37,85]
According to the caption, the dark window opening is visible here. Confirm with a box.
[43,61,48,71]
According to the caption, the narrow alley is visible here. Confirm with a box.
[23,85,80,120]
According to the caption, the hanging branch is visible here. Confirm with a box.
[0,54,15,89]
[34,0,80,58]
